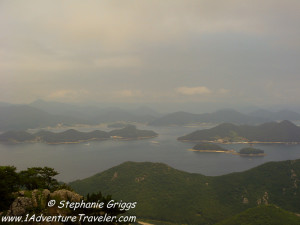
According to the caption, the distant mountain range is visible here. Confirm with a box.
[0,101,161,131]
[0,105,85,131]
[249,109,300,121]
[1,100,300,131]
[70,159,300,224]
[149,109,300,126]
[178,120,300,143]
[0,125,157,144]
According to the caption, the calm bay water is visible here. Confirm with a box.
[1,125,300,182]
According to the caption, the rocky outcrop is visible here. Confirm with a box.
[7,197,33,216]
[257,192,269,205]
[5,189,82,217]
[50,189,82,202]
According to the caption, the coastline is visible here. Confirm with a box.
[179,139,300,145]
[111,135,158,141]
[1,135,158,145]
[188,149,266,156]
[188,149,235,154]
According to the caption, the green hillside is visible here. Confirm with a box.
[216,205,300,225]
[70,159,300,224]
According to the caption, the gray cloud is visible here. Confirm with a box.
[0,0,299,106]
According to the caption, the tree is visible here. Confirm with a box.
[19,167,59,191]
[76,192,128,225]
[0,166,19,210]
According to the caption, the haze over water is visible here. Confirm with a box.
[1,125,300,182]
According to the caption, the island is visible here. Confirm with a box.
[178,120,300,144]
[189,143,234,153]
[0,125,158,144]
[237,147,265,156]
[108,125,158,140]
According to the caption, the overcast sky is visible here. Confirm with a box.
[1,0,300,107]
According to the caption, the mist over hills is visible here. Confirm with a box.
[0,101,161,131]
[0,105,85,131]
[149,109,300,126]
[149,109,269,126]
[1,100,300,131]
[249,109,300,121]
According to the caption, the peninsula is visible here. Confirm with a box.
[178,120,300,144]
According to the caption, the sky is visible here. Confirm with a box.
[1,0,300,108]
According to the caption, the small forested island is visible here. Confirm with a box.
[190,143,234,153]
[178,120,300,144]
[108,125,158,140]
[237,147,265,156]
[0,125,158,144]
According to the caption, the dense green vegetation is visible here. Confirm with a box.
[70,160,300,225]
[192,143,228,151]
[0,126,157,144]
[0,167,127,225]
[216,205,300,225]
[0,166,60,211]
[239,147,264,155]
[0,166,19,211]
[178,120,300,142]
[75,192,128,225]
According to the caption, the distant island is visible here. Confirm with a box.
[178,120,300,144]
[0,125,158,144]
[109,125,158,140]
[189,144,265,156]
[190,143,234,153]
[238,147,265,156]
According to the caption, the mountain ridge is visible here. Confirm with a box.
[69,159,300,224]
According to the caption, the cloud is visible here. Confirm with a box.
[176,86,212,95]
[0,0,299,105]
[217,88,230,94]
[114,90,143,98]
[93,56,142,68]
[47,89,90,102]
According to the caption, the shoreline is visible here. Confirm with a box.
[188,149,266,156]
[179,140,300,145]
[1,135,158,145]
[188,149,235,153]
[111,135,158,141]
